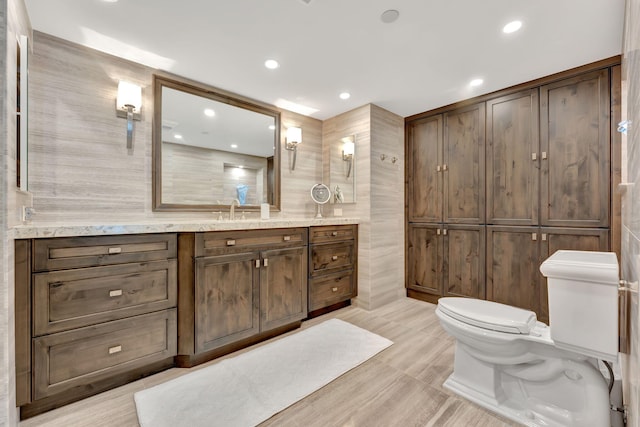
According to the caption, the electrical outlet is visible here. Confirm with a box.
[22,206,35,222]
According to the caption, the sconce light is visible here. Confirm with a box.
[285,126,302,171]
[342,136,355,178]
[116,81,142,149]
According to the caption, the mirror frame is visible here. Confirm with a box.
[152,74,281,212]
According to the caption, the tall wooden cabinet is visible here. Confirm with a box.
[406,59,619,319]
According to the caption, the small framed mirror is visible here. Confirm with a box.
[329,135,356,204]
[153,75,281,211]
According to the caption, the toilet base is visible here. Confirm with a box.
[445,344,611,427]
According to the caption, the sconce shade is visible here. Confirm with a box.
[117,81,142,111]
[286,126,302,144]
[342,139,355,156]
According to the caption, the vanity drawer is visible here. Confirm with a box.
[309,225,356,244]
[33,234,177,272]
[310,241,355,276]
[32,260,177,336]
[309,270,356,311]
[32,309,177,400]
[196,228,308,256]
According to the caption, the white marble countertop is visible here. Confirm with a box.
[10,217,360,239]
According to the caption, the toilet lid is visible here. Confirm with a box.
[437,297,537,334]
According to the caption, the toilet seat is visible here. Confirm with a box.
[438,297,537,334]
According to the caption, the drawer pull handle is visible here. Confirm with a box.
[332,255,339,261]
[283,235,291,241]
[108,247,122,254]
[109,289,123,297]
[226,240,236,246]
[332,287,338,292]
[109,345,122,355]
[331,231,338,236]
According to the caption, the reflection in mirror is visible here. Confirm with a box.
[330,135,356,204]
[153,75,280,211]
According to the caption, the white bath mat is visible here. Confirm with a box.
[134,318,393,427]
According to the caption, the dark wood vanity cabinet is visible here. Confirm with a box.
[15,234,178,418]
[176,228,308,366]
[308,225,358,316]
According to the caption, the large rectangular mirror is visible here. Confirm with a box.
[329,135,356,203]
[153,75,281,211]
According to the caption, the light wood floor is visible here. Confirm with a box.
[20,298,517,427]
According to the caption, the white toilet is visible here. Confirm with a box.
[435,250,620,427]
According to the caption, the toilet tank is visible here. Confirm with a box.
[539,250,619,362]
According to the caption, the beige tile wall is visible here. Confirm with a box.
[322,104,405,310]
[1,0,31,425]
[27,32,324,223]
[622,0,640,425]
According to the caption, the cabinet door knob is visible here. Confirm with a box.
[541,233,547,241]
[263,258,269,267]
[255,259,260,268]
[283,235,291,241]
[532,233,537,241]
[442,164,448,171]
[108,345,122,355]
[531,152,537,161]
[332,255,339,261]
[331,231,338,236]
[109,289,123,297]
[332,287,338,292]
[226,240,236,246]
[541,151,548,160]
[436,165,441,172]
[437,229,441,235]
[107,247,122,254]
[442,229,447,236]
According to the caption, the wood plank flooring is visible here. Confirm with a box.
[20,298,517,427]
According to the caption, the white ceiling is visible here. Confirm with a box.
[24,0,624,120]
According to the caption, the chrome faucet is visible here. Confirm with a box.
[229,199,240,220]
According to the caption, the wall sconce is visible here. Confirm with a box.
[285,126,302,171]
[116,80,142,149]
[342,136,355,178]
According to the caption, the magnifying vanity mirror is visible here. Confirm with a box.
[329,135,356,204]
[152,75,281,211]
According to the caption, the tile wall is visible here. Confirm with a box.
[622,0,640,424]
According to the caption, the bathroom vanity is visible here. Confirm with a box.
[13,220,358,418]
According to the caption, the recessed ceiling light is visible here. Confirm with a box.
[230,144,238,149]
[469,78,484,87]
[174,134,183,139]
[204,108,215,117]
[503,20,522,34]
[264,59,279,69]
[381,9,399,24]
[339,92,351,100]
[102,0,118,3]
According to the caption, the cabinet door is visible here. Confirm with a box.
[443,225,485,299]
[407,224,442,296]
[260,246,308,331]
[444,102,485,224]
[538,227,610,323]
[486,90,539,225]
[540,69,610,227]
[195,252,259,353]
[487,226,542,315]
[407,115,443,223]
